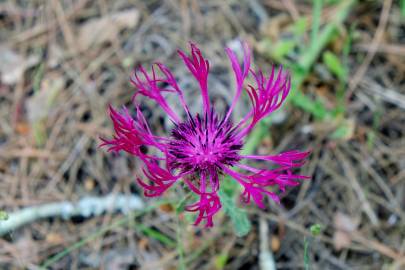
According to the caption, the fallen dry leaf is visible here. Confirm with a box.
[333,212,360,250]
[78,9,140,50]
[26,74,64,123]
[15,122,30,135]
[84,177,96,191]
[333,230,352,251]
[271,235,281,252]
[0,46,39,85]
[14,237,39,265]
[45,232,65,245]
[159,203,174,213]
[334,212,359,232]
[138,237,149,251]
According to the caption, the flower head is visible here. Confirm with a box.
[102,42,309,227]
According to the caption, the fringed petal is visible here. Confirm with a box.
[222,163,309,208]
[130,65,181,123]
[154,62,191,115]
[137,158,180,197]
[242,150,311,168]
[183,171,222,227]
[185,192,221,228]
[177,43,210,113]
[224,41,251,122]
[100,105,166,155]
[237,66,291,138]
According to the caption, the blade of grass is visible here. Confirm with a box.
[401,0,405,17]
[138,224,176,247]
[297,0,355,73]
[32,62,44,94]
[289,0,356,119]
[334,24,353,117]
[304,236,311,270]
[311,0,323,48]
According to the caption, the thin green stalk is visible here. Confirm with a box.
[33,62,44,94]
[176,214,186,270]
[304,236,310,270]
[241,118,271,155]
[304,224,321,270]
[401,0,405,17]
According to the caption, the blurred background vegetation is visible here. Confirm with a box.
[0,0,404,269]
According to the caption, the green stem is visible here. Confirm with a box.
[304,236,311,270]
[176,214,186,270]
[242,118,271,155]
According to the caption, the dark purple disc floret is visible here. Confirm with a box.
[168,110,242,174]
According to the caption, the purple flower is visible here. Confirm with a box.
[101,42,310,227]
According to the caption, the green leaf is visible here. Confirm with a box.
[175,193,191,214]
[291,17,307,36]
[310,224,322,236]
[290,90,328,120]
[33,63,44,94]
[33,120,46,147]
[272,40,296,61]
[231,208,251,237]
[330,118,354,140]
[214,253,228,270]
[0,211,8,221]
[219,186,251,237]
[323,51,346,80]
[326,0,343,4]
[122,56,134,68]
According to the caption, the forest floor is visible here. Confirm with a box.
[0,0,404,269]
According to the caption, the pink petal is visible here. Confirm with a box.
[130,65,181,123]
[224,41,251,122]
[177,43,210,113]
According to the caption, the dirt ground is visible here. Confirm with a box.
[0,0,404,269]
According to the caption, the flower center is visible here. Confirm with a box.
[168,111,242,173]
